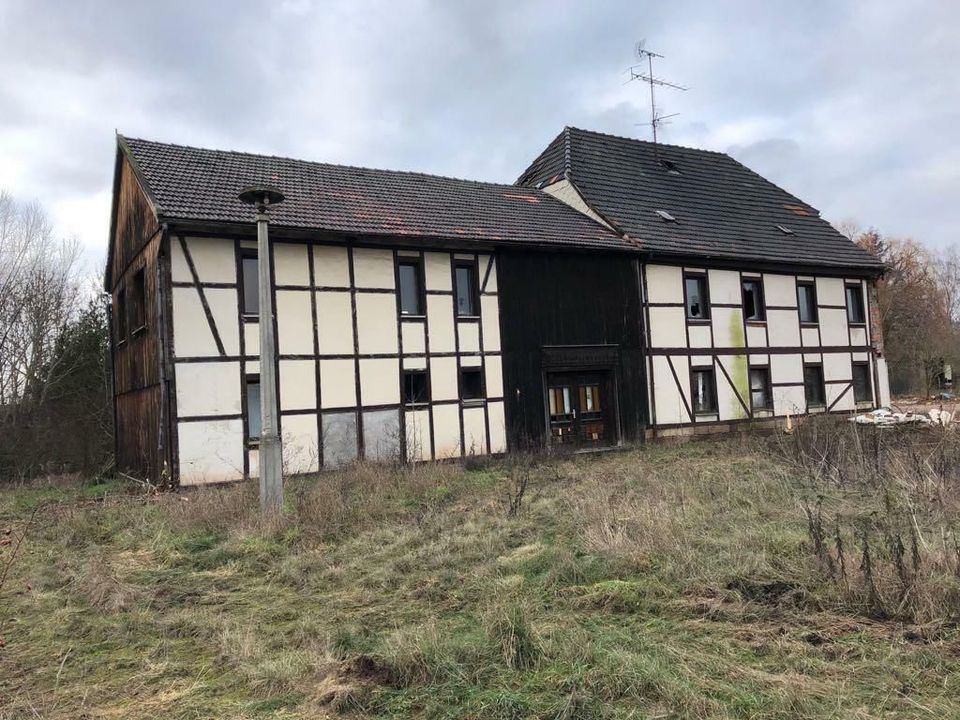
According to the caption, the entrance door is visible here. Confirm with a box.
[546,371,614,448]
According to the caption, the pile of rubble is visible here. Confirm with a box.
[849,407,956,427]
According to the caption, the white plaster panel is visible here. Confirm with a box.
[773,385,807,417]
[850,327,868,346]
[707,269,741,305]
[767,310,800,347]
[770,354,803,385]
[182,237,237,284]
[645,264,684,305]
[485,357,504,398]
[763,274,797,307]
[313,245,350,287]
[819,308,849,346]
[402,356,427,370]
[207,289,240,356]
[711,306,744,349]
[827,382,855,412]
[716,355,750,421]
[877,358,891,406]
[432,403,462,458]
[480,254,498,292]
[279,359,316,411]
[746,324,767,347]
[463,406,487,456]
[424,252,452,291]
[273,242,310,286]
[176,362,241,417]
[171,236,191,283]
[460,354,482,368]
[401,321,426,354]
[487,401,507,453]
[481,295,501,352]
[246,360,260,375]
[352,248,395,289]
[276,290,315,355]
[178,419,244,485]
[248,448,259,479]
[319,359,356,408]
[356,293,398,354]
[801,327,820,347]
[316,291,354,354]
[824,353,852,382]
[404,409,431,461]
[816,276,845,306]
[359,358,400,406]
[429,357,459,401]
[458,321,480,353]
[172,287,219,357]
[804,353,822,364]
[244,323,259,357]
[282,414,320,475]
[652,355,691,425]
[428,295,455,353]
[688,324,712,349]
[852,351,869,362]
[649,306,687,348]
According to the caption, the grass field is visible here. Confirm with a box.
[2,419,960,719]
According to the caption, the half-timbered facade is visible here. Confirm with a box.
[106,128,888,485]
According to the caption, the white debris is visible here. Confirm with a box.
[848,407,957,427]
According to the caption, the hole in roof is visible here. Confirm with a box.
[775,224,794,235]
[655,210,677,222]
[660,158,681,175]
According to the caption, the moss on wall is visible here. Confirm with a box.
[729,314,749,419]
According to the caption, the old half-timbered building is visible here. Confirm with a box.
[106,127,889,485]
[517,127,890,437]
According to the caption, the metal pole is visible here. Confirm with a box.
[256,198,283,513]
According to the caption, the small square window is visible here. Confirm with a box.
[803,365,825,407]
[797,282,818,324]
[852,363,871,403]
[246,375,261,440]
[846,284,866,324]
[402,370,429,405]
[459,367,484,401]
[749,367,772,410]
[242,253,259,317]
[742,278,765,321]
[691,367,717,414]
[398,260,423,316]
[455,262,478,317]
[685,274,710,320]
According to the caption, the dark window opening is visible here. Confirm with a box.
[242,254,259,317]
[116,286,128,342]
[398,260,424,316]
[749,367,772,410]
[131,268,146,332]
[459,367,484,401]
[660,159,680,175]
[797,282,818,324]
[402,370,430,405]
[742,277,765,321]
[846,284,866,324]
[246,375,261,441]
[454,262,478,317]
[691,367,717,414]
[803,365,826,407]
[684,274,710,320]
[852,363,871,403]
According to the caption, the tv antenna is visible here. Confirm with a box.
[626,40,687,144]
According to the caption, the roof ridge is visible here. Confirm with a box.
[565,125,729,156]
[118,134,536,194]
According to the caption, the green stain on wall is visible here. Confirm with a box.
[729,314,749,419]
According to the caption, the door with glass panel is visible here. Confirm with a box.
[546,371,612,448]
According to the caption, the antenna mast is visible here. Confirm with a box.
[627,41,687,143]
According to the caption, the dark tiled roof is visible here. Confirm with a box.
[516,127,883,271]
[119,136,632,252]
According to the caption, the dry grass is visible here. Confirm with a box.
[2,427,960,718]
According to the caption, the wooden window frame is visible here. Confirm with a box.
[797,280,819,326]
[845,282,866,326]
[852,361,872,403]
[240,248,260,321]
[401,369,431,407]
[803,363,826,409]
[397,256,426,318]
[116,284,128,345]
[689,365,719,415]
[748,365,773,411]
[453,258,480,318]
[741,276,766,323]
[683,271,711,322]
[458,366,485,403]
[131,267,148,336]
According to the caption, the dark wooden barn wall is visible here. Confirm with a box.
[110,155,166,480]
[497,250,646,449]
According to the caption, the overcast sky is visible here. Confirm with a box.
[0,0,956,271]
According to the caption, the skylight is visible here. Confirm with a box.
[655,210,677,222]
[660,159,680,175]
[775,224,794,235]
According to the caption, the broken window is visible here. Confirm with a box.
[797,281,818,324]
[846,284,866,324]
[803,365,826,407]
[131,268,147,332]
[454,261,478,317]
[684,274,710,320]
[749,367,772,410]
[549,386,573,420]
[246,375,261,441]
[579,384,602,413]
[398,260,424,316]
[742,277,765,321]
[459,367,484,401]
[402,370,429,406]
[116,285,128,342]
[691,367,717,414]
[852,363,871,403]
[242,253,259,317]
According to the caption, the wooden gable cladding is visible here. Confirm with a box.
[110,154,160,290]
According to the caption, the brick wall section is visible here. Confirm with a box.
[868,281,884,355]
